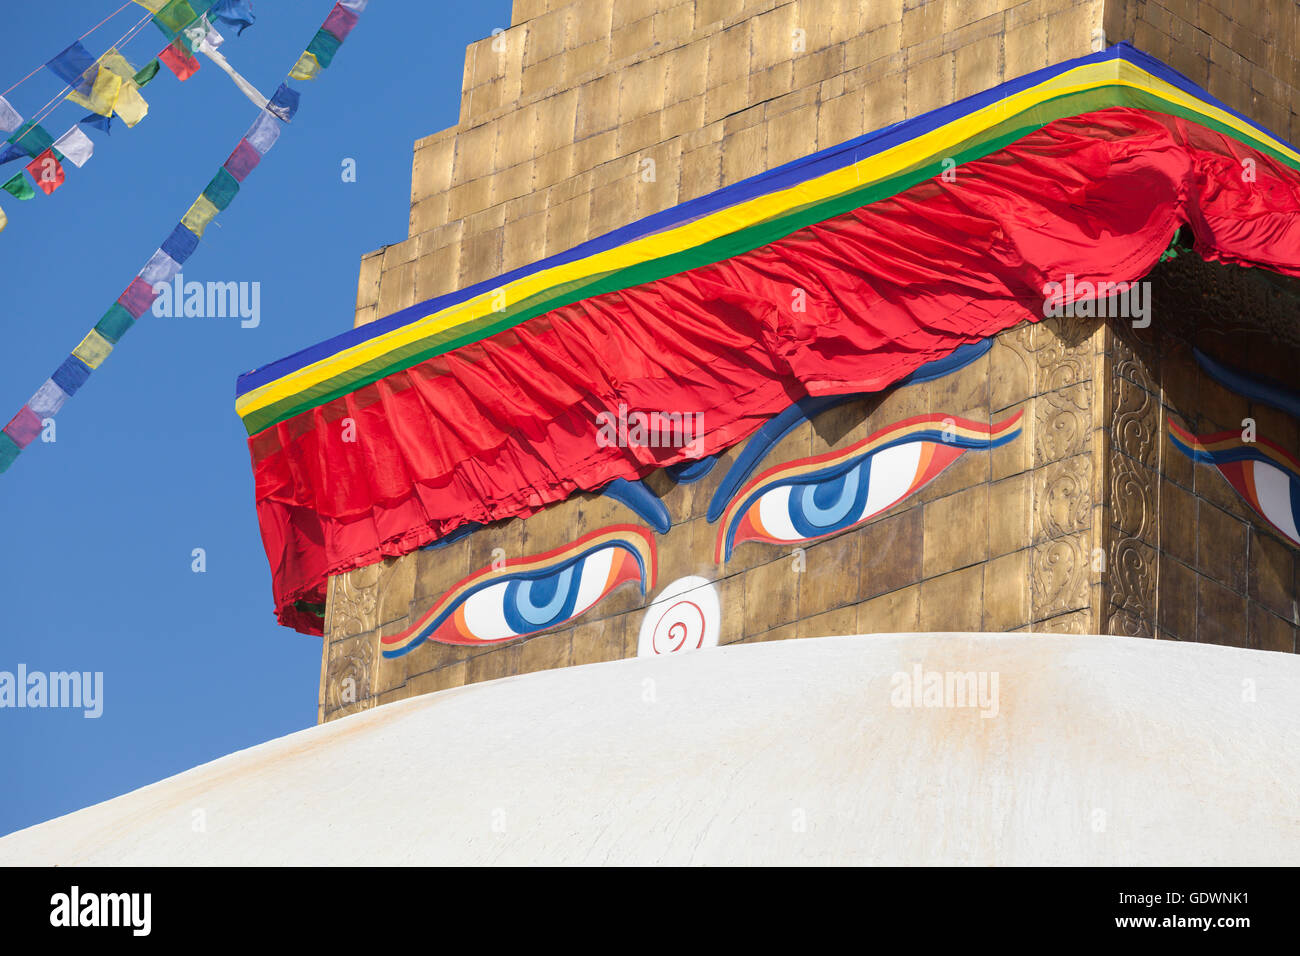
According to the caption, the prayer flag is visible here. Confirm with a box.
[340,0,368,12]
[244,112,280,153]
[203,167,239,210]
[46,41,97,94]
[101,51,139,81]
[0,95,22,134]
[223,138,260,180]
[306,29,342,69]
[155,0,201,36]
[52,355,92,396]
[7,120,55,158]
[2,172,35,200]
[2,406,42,448]
[211,0,255,35]
[139,248,182,285]
[134,59,162,87]
[95,303,137,344]
[119,276,160,318]
[96,52,149,127]
[323,4,361,41]
[0,434,19,472]
[289,51,320,82]
[28,379,69,418]
[161,222,199,263]
[53,126,94,167]
[182,193,220,236]
[159,41,201,80]
[110,81,148,126]
[79,113,113,134]
[26,150,65,195]
[0,203,5,233]
[268,83,300,121]
[67,66,122,116]
[72,329,113,370]
[132,0,168,12]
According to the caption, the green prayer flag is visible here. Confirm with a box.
[134,59,161,87]
[0,433,21,473]
[7,120,54,158]
[94,303,136,344]
[202,166,240,210]
[306,28,343,69]
[155,0,199,35]
[2,172,35,200]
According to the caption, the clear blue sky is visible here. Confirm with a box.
[0,0,511,837]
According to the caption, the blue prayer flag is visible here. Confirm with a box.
[268,83,300,122]
[47,41,98,94]
[79,113,113,135]
[211,0,256,35]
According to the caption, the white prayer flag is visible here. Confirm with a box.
[139,248,182,285]
[53,126,94,167]
[0,95,22,135]
[28,379,69,417]
[245,111,281,154]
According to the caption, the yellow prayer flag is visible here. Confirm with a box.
[66,66,122,117]
[132,0,167,13]
[0,204,7,234]
[289,52,321,82]
[94,51,148,127]
[100,51,140,81]
[112,82,149,127]
[182,194,220,237]
[72,329,114,370]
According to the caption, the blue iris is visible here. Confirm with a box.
[788,459,872,539]
[502,559,584,633]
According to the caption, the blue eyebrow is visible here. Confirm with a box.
[1194,348,1300,420]
[705,337,994,522]
[602,478,671,533]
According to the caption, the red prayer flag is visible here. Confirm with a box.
[158,42,200,81]
[26,149,64,195]
[3,406,43,448]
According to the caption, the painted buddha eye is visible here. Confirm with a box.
[1168,420,1300,547]
[716,412,1022,561]
[382,525,656,656]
